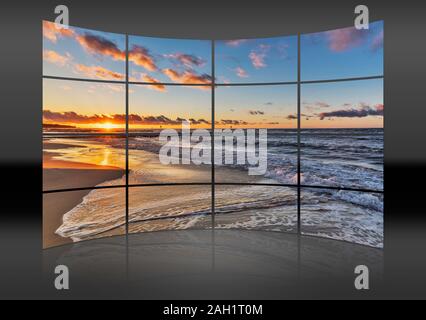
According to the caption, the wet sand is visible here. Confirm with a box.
[43,141,125,248]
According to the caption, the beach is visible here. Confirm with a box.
[43,140,125,248]
[43,130,383,249]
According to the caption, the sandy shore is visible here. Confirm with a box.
[43,141,125,248]
[43,138,274,248]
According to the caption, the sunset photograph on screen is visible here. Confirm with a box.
[43,20,383,249]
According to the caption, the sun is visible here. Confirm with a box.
[98,122,119,130]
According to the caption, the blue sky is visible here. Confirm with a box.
[215,36,298,83]
[301,21,383,80]
[129,36,211,84]
[43,21,126,80]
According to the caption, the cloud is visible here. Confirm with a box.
[43,47,126,81]
[43,110,208,126]
[248,110,265,115]
[220,119,248,125]
[131,73,166,91]
[165,53,206,68]
[319,104,384,120]
[224,39,248,47]
[375,103,384,112]
[43,21,75,43]
[188,118,211,125]
[162,68,212,86]
[371,30,384,52]
[76,33,125,61]
[141,75,166,91]
[139,115,180,125]
[234,67,249,78]
[74,64,124,80]
[286,114,297,120]
[264,102,274,105]
[249,44,270,69]
[326,27,367,52]
[129,45,157,71]
[43,50,72,66]
[43,110,115,124]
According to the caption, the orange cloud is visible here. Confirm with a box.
[162,68,212,86]
[141,75,166,91]
[76,33,125,61]
[43,50,72,66]
[43,21,75,43]
[130,73,166,92]
[165,53,206,68]
[74,64,124,80]
[129,45,157,71]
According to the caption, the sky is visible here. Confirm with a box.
[215,36,298,83]
[42,20,383,130]
[301,78,383,128]
[129,35,211,85]
[301,21,383,80]
[216,85,297,128]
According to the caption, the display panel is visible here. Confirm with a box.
[43,188,126,248]
[215,185,297,233]
[216,35,297,83]
[129,35,211,84]
[301,21,383,81]
[43,79,126,133]
[301,188,383,248]
[43,21,126,81]
[43,79,126,191]
[43,136,126,191]
[301,79,384,191]
[129,186,212,233]
[129,84,211,184]
[215,85,297,184]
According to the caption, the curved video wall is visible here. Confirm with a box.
[42,20,384,249]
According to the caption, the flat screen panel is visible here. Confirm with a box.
[301,21,383,80]
[43,21,126,81]
[43,188,126,248]
[43,136,126,191]
[301,79,383,191]
[301,188,383,248]
[129,35,211,84]
[216,35,297,83]
[215,185,297,233]
[43,79,126,133]
[129,185,212,233]
[215,85,298,184]
[128,84,212,184]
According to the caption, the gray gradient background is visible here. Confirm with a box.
[0,0,425,299]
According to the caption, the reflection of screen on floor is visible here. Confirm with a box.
[42,20,383,249]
